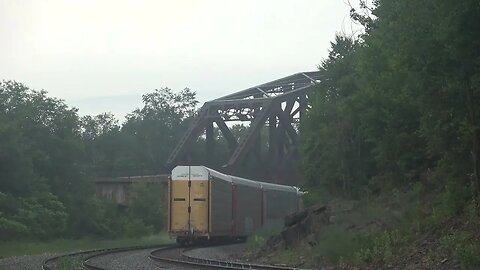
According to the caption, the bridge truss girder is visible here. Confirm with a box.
[167,71,321,182]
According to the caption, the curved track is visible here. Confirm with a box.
[150,244,306,270]
[43,243,306,269]
[41,244,171,270]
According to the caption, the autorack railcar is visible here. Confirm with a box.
[168,166,301,244]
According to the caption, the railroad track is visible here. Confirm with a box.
[41,244,171,270]
[149,244,306,270]
[42,242,306,269]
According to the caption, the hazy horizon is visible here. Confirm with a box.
[1,0,362,119]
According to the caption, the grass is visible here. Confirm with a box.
[243,188,425,268]
[0,232,172,258]
[277,184,480,268]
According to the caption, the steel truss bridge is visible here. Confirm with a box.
[167,71,321,184]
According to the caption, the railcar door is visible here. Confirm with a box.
[188,166,210,234]
[190,179,209,233]
[170,179,190,232]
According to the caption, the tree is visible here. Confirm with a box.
[127,183,166,232]
[0,81,98,239]
[122,87,199,174]
[301,0,480,203]
[80,113,135,176]
[355,0,480,193]
[301,35,372,196]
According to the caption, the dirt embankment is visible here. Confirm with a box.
[270,204,331,249]
[241,204,332,268]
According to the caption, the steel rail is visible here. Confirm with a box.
[42,249,102,270]
[41,244,171,270]
[149,244,307,270]
[81,244,174,270]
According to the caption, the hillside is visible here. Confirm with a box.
[246,0,480,269]
[247,191,479,269]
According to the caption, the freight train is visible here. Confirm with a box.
[168,166,301,244]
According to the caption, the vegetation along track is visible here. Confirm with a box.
[150,244,306,270]
[41,244,171,270]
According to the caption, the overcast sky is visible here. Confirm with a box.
[0,0,361,120]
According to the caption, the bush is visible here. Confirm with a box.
[123,218,153,238]
[0,193,68,240]
[127,183,166,232]
[424,180,472,229]
[0,216,28,240]
[247,234,267,252]
[65,197,115,238]
[302,189,331,207]
[16,193,68,239]
[354,230,407,265]
[310,225,361,263]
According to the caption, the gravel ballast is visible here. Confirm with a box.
[86,248,165,270]
[0,243,248,270]
[185,243,247,261]
[0,253,56,270]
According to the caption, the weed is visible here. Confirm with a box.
[354,230,406,265]
[277,248,297,263]
[56,256,76,270]
[247,234,266,252]
[466,197,480,227]
[309,225,361,263]
[440,232,480,270]
[423,182,471,230]
[246,229,279,252]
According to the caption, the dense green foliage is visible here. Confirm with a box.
[302,0,480,199]
[300,0,480,268]
[0,82,201,240]
[0,77,254,241]
[81,87,199,176]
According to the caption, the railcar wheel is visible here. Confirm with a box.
[176,238,188,246]
[236,236,247,242]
